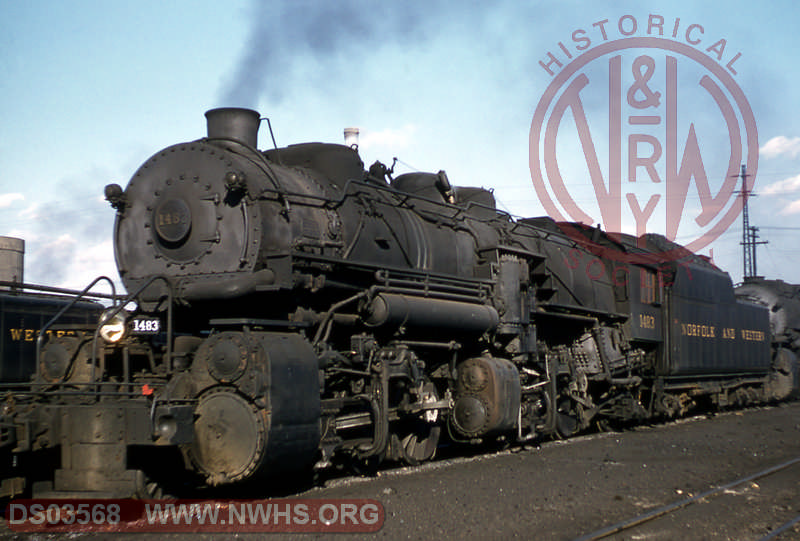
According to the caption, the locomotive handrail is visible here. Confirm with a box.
[89,275,175,395]
[0,380,198,401]
[0,280,117,300]
[253,177,605,260]
[368,285,488,304]
[254,176,515,225]
[375,277,488,299]
[312,291,368,346]
[537,302,628,322]
[203,136,287,196]
[35,275,119,380]
[295,251,494,286]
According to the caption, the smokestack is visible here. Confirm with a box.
[0,236,24,286]
[205,108,261,148]
[344,127,360,149]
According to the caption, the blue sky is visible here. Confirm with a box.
[1,0,799,290]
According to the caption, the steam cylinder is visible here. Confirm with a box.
[188,332,321,484]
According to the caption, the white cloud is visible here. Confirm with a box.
[61,240,117,290]
[780,199,800,215]
[762,174,800,195]
[24,234,118,290]
[43,233,77,250]
[358,124,418,151]
[7,228,39,243]
[760,136,800,159]
[18,203,41,220]
[0,193,24,208]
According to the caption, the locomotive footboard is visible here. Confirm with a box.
[0,394,193,498]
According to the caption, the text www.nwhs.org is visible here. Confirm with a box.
[146,501,383,529]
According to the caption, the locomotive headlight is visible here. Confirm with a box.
[99,309,128,343]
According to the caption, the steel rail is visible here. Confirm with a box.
[573,456,800,541]
[757,514,800,540]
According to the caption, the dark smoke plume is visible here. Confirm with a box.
[219,1,438,106]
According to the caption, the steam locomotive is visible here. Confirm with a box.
[0,108,796,498]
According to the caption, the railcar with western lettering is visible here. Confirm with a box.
[0,108,795,497]
[0,289,102,383]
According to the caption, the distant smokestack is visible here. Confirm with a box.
[0,236,24,285]
[205,108,261,148]
[344,127,360,149]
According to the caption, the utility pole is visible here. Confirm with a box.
[738,164,767,281]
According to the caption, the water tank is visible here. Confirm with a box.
[0,237,24,284]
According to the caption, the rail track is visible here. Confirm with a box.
[575,456,800,541]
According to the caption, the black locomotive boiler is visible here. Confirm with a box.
[1,108,796,497]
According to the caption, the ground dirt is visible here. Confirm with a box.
[2,402,799,540]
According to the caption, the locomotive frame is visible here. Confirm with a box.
[0,108,796,498]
